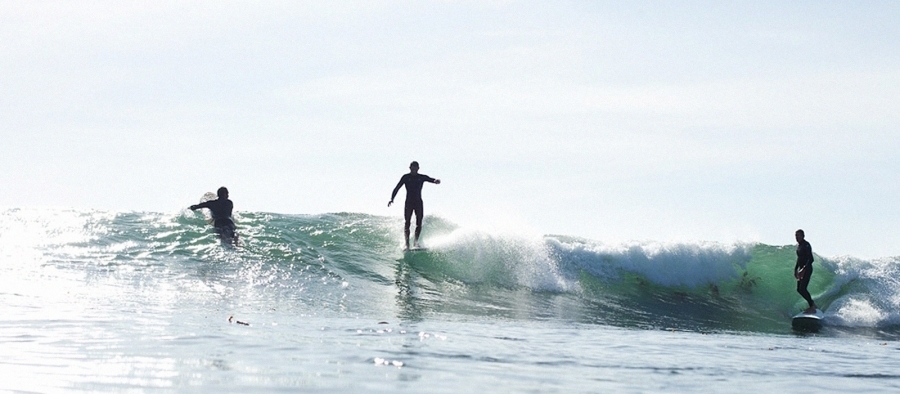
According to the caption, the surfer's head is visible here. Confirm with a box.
[795,229,805,242]
[409,161,419,173]
[217,187,229,199]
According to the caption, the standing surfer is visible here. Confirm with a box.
[190,187,238,244]
[388,161,440,250]
[794,229,817,313]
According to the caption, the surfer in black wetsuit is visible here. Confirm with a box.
[388,161,440,250]
[794,229,817,313]
[190,187,237,242]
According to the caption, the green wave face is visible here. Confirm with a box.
[4,209,897,337]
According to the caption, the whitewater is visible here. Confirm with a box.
[2,208,899,392]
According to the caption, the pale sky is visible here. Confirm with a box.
[2,1,899,258]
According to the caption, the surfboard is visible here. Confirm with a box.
[198,193,217,225]
[791,309,824,332]
[404,247,428,253]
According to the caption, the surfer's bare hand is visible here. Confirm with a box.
[434,179,441,184]
[388,201,393,207]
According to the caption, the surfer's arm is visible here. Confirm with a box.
[190,201,211,211]
[389,177,405,207]
[421,174,440,185]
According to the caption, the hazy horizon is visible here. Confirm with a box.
[3,1,899,258]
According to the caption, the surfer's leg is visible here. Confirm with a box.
[403,204,413,249]
[413,202,423,246]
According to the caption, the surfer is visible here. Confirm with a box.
[190,187,237,242]
[794,229,817,313]
[388,161,440,250]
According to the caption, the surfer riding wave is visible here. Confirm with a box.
[794,229,817,314]
[389,161,440,250]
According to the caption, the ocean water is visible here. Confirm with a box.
[2,208,899,393]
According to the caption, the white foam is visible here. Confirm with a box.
[423,227,759,292]
[828,298,886,327]
[827,255,900,327]
[425,228,571,292]
[546,238,753,288]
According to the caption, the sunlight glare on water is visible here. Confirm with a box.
[2,209,900,392]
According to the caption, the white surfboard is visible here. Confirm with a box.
[791,309,824,331]
[198,193,217,225]
[199,192,217,203]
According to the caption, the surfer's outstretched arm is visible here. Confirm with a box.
[190,201,211,211]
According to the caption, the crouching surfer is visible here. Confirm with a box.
[794,229,817,314]
[190,187,238,244]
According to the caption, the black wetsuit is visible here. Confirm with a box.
[795,240,815,308]
[192,198,236,238]
[391,173,437,240]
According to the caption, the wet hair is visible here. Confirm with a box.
[217,187,229,199]
[795,229,805,237]
[410,161,419,168]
